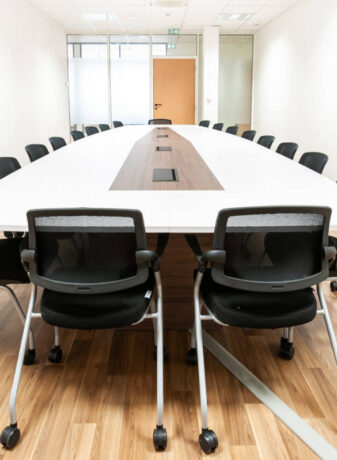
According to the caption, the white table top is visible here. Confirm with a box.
[0,125,336,232]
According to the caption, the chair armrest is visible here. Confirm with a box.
[21,249,36,272]
[324,245,337,265]
[198,250,226,272]
[136,250,160,272]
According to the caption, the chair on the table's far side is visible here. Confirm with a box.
[257,135,275,149]
[0,208,167,451]
[0,157,21,179]
[225,125,238,135]
[113,121,123,128]
[70,130,84,142]
[148,119,172,125]
[276,142,298,160]
[299,152,328,174]
[99,124,110,132]
[85,126,99,136]
[242,130,256,141]
[199,120,210,128]
[25,144,49,162]
[49,137,67,151]
[185,206,337,454]
[212,123,224,132]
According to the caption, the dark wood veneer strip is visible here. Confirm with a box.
[110,128,223,190]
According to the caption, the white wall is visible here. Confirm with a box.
[202,26,219,126]
[252,0,337,180]
[0,0,69,166]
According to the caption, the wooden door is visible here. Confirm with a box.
[153,59,195,124]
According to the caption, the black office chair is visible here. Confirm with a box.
[199,120,210,128]
[113,121,124,128]
[0,236,36,368]
[276,142,298,160]
[49,137,66,151]
[99,124,110,132]
[70,130,85,141]
[0,208,167,451]
[212,123,224,132]
[257,135,275,149]
[185,206,337,454]
[225,126,238,135]
[241,130,256,141]
[0,157,21,179]
[0,158,24,239]
[25,144,49,162]
[299,152,328,174]
[148,119,172,125]
[85,126,99,136]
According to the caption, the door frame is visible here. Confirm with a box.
[150,55,199,125]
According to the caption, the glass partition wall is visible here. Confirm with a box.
[67,34,252,129]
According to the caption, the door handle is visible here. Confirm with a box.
[154,103,162,110]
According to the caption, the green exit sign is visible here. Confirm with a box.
[168,28,179,35]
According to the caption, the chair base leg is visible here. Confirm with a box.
[48,345,62,363]
[279,337,295,360]
[23,348,36,366]
[0,423,20,449]
[153,425,167,450]
[187,348,198,365]
[199,428,218,454]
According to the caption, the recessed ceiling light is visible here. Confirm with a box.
[217,13,253,21]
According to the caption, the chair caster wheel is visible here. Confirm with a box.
[48,346,62,363]
[1,424,20,449]
[279,337,295,360]
[23,348,36,366]
[153,426,167,450]
[330,281,337,292]
[199,429,218,454]
[186,348,197,365]
[153,346,169,361]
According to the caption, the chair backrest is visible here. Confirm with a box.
[49,137,67,151]
[0,157,21,179]
[99,124,110,132]
[25,144,49,162]
[199,120,210,128]
[71,130,85,141]
[113,121,123,128]
[25,208,150,295]
[242,130,256,141]
[210,206,332,293]
[276,142,298,160]
[85,126,99,136]
[257,135,275,149]
[148,119,172,125]
[299,152,328,174]
[213,123,224,131]
[226,126,238,135]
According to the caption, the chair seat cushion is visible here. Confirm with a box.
[40,272,155,329]
[0,237,29,284]
[199,270,317,328]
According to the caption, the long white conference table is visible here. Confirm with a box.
[1,125,337,457]
[0,124,336,232]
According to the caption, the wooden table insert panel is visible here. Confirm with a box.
[110,128,223,191]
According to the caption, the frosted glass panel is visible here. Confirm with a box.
[68,36,109,125]
[218,35,253,128]
[110,36,150,125]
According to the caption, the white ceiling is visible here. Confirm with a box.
[28,0,300,34]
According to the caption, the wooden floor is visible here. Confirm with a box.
[0,282,336,459]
